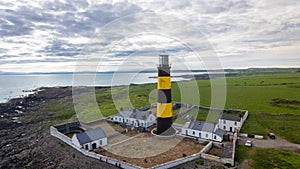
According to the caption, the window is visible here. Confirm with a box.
[214,135,216,139]
[234,121,237,125]
[192,131,195,135]
[99,140,102,145]
[119,118,121,121]
[206,134,208,138]
[223,120,226,124]
[223,126,226,130]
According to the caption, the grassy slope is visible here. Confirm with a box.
[236,145,300,169]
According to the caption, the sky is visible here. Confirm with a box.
[0,0,299,73]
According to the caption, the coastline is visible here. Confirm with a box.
[0,86,120,168]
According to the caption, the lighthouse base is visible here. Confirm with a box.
[151,127,176,140]
[156,117,176,136]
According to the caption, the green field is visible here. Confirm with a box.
[48,70,300,168]
[236,145,300,168]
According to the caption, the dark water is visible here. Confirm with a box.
[0,72,192,103]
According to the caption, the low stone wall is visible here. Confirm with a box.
[200,153,233,165]
[200,141,213,153]
[54,121,80,133]
[81,118,107,128]
[243,111,249,121]
[149,152,202,169]
[231,132,237,166]
[50,126,140,169]
[199,140,235,166]
[175,105,198,118]
[212,142,223,148]
[50,126,73,145]
[51,125,213,169]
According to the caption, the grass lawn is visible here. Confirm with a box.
[236,145,300,169]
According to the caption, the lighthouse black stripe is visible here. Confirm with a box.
[158,69,170,76]
[156,117,173,135]
[157,89,172,103]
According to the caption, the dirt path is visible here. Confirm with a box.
[238,136,300,151]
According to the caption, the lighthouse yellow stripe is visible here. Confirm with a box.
[157,76,171,90]
[157,103,172,118]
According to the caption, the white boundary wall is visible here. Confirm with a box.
[50,126,139,169]
[199,138,236,166]
[148,152,202,169]
[50,126,208,169]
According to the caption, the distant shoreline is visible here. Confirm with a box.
[0,67,299,75]
[2,67,300,104]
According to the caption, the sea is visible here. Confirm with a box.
[0,72,198,103]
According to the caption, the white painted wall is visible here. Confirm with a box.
[112,114,155,128]
[219,119,241,132]
[212,134,223,142]
[71,134,81,148]
[72,134,107,151]
[181,128,223,142]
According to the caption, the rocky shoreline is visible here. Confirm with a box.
[0,86,119,169]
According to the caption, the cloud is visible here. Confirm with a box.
[0,0,299,72]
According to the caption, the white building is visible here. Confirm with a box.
[218,111,248,132]
[72,127,107,151]
[112,109,156,128]
[181,121,226,142]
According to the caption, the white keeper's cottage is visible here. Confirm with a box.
[181,121,226,142]
[218,111,248,132]
[112,109,156,128]
[72,127,107,151]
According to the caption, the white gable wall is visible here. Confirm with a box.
[71,134,81,148]
[71,134,107,151]
[219,119,241,132]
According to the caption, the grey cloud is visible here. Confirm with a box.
[40,40,83,57]
[0,15,34,36]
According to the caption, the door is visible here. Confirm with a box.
[230,127,232,132]
[92,143,97,149]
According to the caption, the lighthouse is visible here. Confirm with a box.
[156,54,173,135]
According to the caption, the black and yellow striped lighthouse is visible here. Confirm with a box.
[156,54,173,135]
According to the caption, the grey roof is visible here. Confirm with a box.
[117,110,154,120]
[189,121,215,132]
[220,114,241,122]
[117,110,132,118]
[214,128,226,137]
[75,128,106,145]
